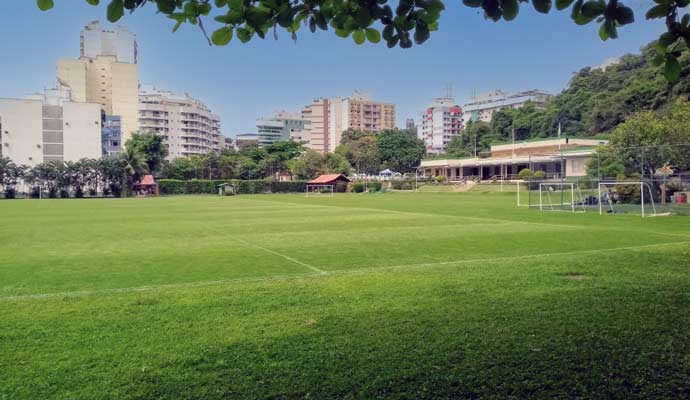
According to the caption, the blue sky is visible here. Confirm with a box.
[0,1,663,136]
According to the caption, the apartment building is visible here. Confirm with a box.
[235,133,260,150]
[302,93,396,153]
[256,111,308,147]
[0,89,102,166]
[463,89,550,125]
[139,87,222,160]
[81,21,137,64]
[328,94,396,152]
[418,97,463,155]
[301,98,329,153]
[57,22,140,147]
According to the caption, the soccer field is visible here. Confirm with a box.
[1,192,689,399]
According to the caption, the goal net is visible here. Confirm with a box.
[539,182,586,212]
[305,184,334,197]
[598,181,657,217]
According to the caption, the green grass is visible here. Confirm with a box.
[1,192,689,399]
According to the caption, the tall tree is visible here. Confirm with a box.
[376,129,425,173]
[124,132,168,174]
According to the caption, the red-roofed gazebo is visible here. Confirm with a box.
[306,174,350,196]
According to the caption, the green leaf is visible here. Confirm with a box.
[85,0,100,5]
[664,56,681,82]
[157,0,177,13]
[645,4,670,19]
[215,0,228,6]
[555,0,574,10]
[36,0,54,11]
[580,0,605,18]
[211,26,233,45]
[502,0,519,21]
[353,29,366,44]
[236,27,252,42]
[615,6,634,25]
[107,0,124,22]
[335,28,351,38]
[228,0,243,9]
[532,0,552,14]
[462,0,483,7]
[365,28,381,43]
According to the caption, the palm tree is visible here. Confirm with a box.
[119,150,149,197]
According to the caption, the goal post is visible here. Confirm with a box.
[598,181,657,217]
[538,182,583,212]
[305,184,334,197]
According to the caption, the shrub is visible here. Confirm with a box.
[518,168,533,180]
[368,182,382,192]
[435,175,446,183]
[75,187,84,198]
[88,188,97,197]
[30,187,41,199]
[401,182,412,190]
[59,189,70,199]
[533,170,546,179]
[157,179,308,195]
[351,182,365,193]
[48,188,58,198]
[4,187,16,199]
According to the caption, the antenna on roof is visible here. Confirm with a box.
[443,83,454,99]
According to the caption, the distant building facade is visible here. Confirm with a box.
[418,97,463,155]
[101,114,122,155]
[420,138,607,181]
[235,133,260,150]
[463,89,550,125]
[0,89,102,166]
[57,21,140,144]
[80,21,137,64]
[301,93,396,153]
[256,111,307,147]
[139,87,222,160]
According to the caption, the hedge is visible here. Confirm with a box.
[157,179,308,195]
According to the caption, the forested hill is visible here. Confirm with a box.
[461,41,690,153]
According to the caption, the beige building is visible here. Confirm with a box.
[301,98,329,153]
[0,90,102,166]
[302,93,396,153]
[420,138,608,181]
[57,56,139,142]
[139,87,222,160]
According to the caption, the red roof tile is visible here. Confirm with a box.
[307,174,350,184]
[139,175,155,185]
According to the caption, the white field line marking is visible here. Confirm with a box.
[0,272,322,302]
[251,198,690,239]
[231,236,325,274]
[202,223,325,274]
[327,241,689,276]
[0,241,686,303]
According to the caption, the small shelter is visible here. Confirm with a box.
[217,182,236,196]
[307,174,351,186]
[134,175,158,196]
[306,174,351,195]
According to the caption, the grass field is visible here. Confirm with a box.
[1,192,689,399]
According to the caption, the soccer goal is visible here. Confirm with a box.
[305,184,334,197]
[598,181,657,217]
[538,182,586,212]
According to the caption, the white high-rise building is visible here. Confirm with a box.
[139,86,223,160]
[418,97,463,155]
[462,89,550,125]
[0,89,102,167]
[81,21,137,64]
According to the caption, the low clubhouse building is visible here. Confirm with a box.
[420,138,608,181]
